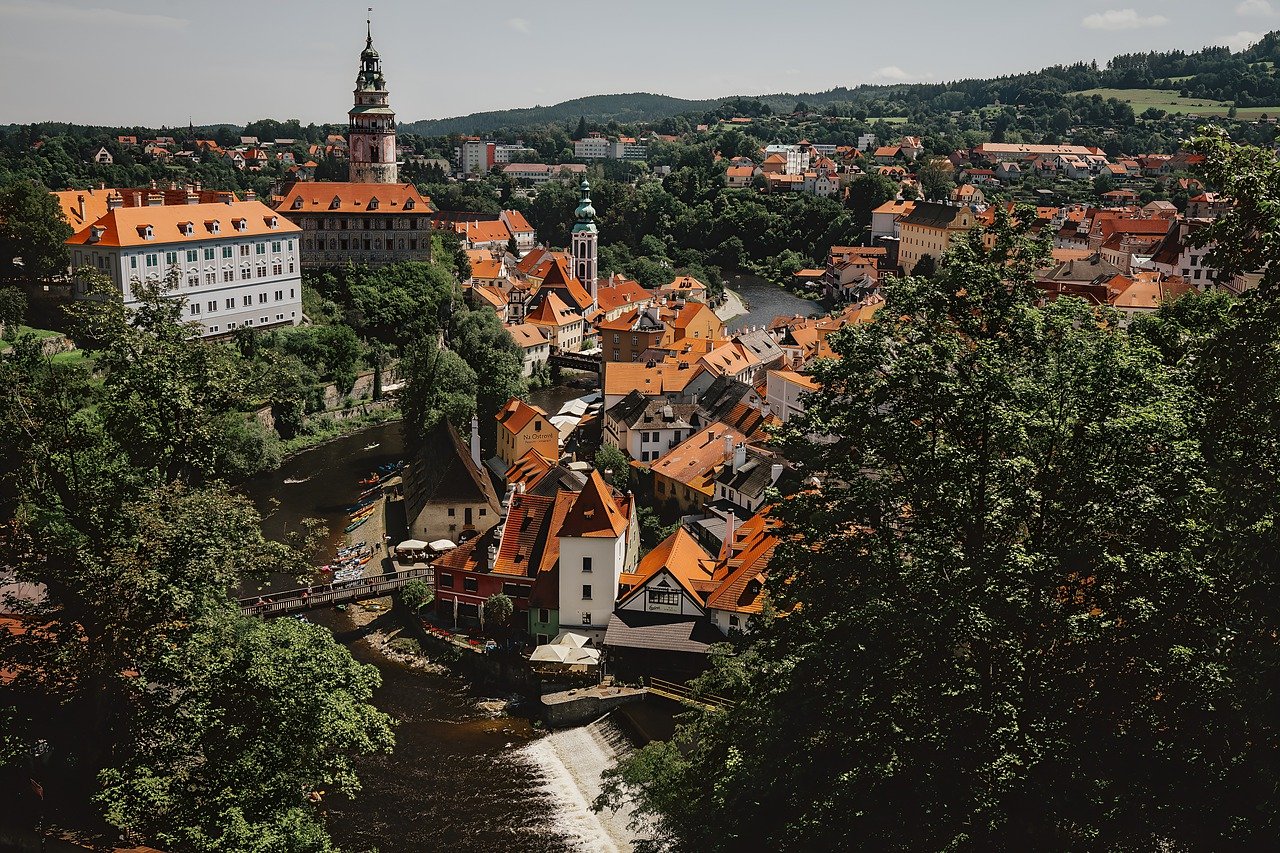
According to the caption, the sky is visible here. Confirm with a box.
[1,0,1278,128]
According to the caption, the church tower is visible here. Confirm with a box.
[571,179,598,308]
[348,18,398,184]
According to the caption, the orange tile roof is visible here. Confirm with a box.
[650,423,747,494]
[619,527,715,606]
[559,470,629,538]
[662,274,706,292]
[274,181,431,214]
[456,219,511,245]
[525,291,581,328]
[596,277,652,313]
[771,369,819,391]
[538,256,594,311]
[471,258,505,281]
[502,209,534,233]
[470,285,507,310]
[506,322,547,349]
[706,509,781,615]
[699,341,759,378]
[493,493,555,577]
[67,200,298,248]
[504,448,555,490]
[496,398,549,436]
[670,300,718,331]
[603,360,702,398]
[530,490,579,608]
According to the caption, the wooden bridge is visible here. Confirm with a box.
[239,566,433,618]
[647,677,735,712]
[549,350,602,373]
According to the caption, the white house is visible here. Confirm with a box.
[556,471,635,641]
[66,199,303,337]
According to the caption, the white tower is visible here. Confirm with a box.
[348,17,398,184]
[571,179,598,309]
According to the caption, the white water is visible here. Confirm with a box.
[516,716,642,852]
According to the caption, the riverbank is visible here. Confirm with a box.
[714,286,748,322]
[276,406,401,462]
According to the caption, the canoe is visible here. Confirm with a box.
[344,517,369,534]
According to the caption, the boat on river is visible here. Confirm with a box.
[345,516,370,534]
[363,442,381,451]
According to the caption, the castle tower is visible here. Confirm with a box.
[348,17,398,184]
[571,179,598,308]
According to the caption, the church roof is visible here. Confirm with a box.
[274,182,430,215]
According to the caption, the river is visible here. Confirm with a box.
[723,272,822,332]
[241,419,638,853]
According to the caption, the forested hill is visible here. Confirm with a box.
[402,93,722,136]
[404,31,1280,133]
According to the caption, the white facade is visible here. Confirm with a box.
[493,144,537,164]
[618,570,706,618]
[574,136,611,159]
[628,424,691,463]
[558,531,628,638]
[70,205,302,338]
[457,139,493,175]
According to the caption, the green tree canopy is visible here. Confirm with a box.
[0,179,72,281]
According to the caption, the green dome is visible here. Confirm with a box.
[573,179,596,231]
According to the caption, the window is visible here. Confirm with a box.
[447,508,455,517]
[222,246,233,259]
[272,262,282,275]
[165,251,177,265]
[438,573,453,589]
[502,582,527,597]
[226,298,235,310]
[186,250,198,263]
[538,608,550,624]
[729,614,740,627]
[240,244,250,257]
[243,295,252,307]
[145,254,158,267]
[274,290,283,301]
[479,508,487,517]
[187,274,198,287]
[256,243,265,255]
[224,269,234,282]
[189,303,200,315]
[240,267,251,280]
[258,293,267,304]
[205,272,216,285]
[648,588,681,608]
[581,612,592,625]
[206,300,216,312]
[271,241,281,253]
[205,248,216,261]
[463,576,478,593]
[582,584,592,600]
[290,288,295,298]
[582,557,592,573]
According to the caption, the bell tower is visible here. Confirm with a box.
[571,179,598,309]
[348,15,398,184]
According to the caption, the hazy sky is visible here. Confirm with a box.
[1,0,1277,127]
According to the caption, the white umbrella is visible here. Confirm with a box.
[565,647,600,666]
[555,632,591,648]
[529,644,571,663]
[396,539,429,551]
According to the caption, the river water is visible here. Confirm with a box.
[241,420,638,852]
[724,272,821,332]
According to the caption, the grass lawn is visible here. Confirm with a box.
[0,325,62,351]
[1074,88,1275,118]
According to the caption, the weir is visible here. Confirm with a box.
[518,715,642,852]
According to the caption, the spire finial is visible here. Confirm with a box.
[366,7,373,47]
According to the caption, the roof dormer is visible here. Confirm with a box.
[136,224,154,240]
[367,197,379,210]
[205,219,220,234]
[330,195,342,210]
[233,217,247,231]
[291,196,303,210]
[265,215,279,229]
[88,225,104,244]
[179,221,194,236]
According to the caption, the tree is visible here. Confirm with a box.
[484,593,513,630]
[916,159,956,201]
[1093,172,1115,198]
[574,116,589,141]
[912,252,937,277]
[0,179,72,281]
[0,285,27,336]
[845,173,898,237]
[400,578,435,613]
[598,209,1280,850]
[594,443,629,485]
[399,336,477,446]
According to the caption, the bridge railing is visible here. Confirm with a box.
[239,566,434,617]
[648,676,735,711]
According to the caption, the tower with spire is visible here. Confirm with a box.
[571,179,598,309]
[348,15,398,184]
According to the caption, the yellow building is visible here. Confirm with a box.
[495,398,558,469]
[898,201,978,275]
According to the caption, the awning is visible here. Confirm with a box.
[554,632,591,648]
[396,539,429,551]
[529,644,570,663]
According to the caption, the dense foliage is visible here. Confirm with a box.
[599,176,1280,849]
[0,282,393,850]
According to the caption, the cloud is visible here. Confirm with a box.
[0,1,188,29]
[872,65,930,82]
[506,17,530,33]
[1221,30,1264,51]
[1081,9,1169,30]
[1236,0,1275,17]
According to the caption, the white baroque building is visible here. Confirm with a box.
[67,199,302,337]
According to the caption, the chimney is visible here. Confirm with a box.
[720,510,736,561]
[733,442,746,472]
[186,190,199,205]
[723,432,734,462]
[470,414,481,468]
[133,191,143,206]
[147,192,164,207]
[244,189,257,202]
[771,463,784,484]
[487,542,497,571]
[76,194,85,222]
[107,192,123,210]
